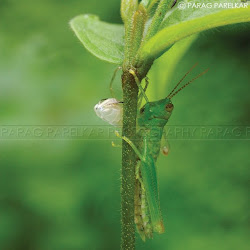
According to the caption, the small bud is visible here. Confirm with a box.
[121,0,138,23]
[129,4,147,61]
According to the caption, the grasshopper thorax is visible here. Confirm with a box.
[138,98,174,127]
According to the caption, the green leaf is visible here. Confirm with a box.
[161,0,243,28]
[148,35,198,99]
[70,14,125,64]
[138,3,250,62]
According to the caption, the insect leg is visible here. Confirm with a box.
[111,141,122,148]
[115,131,144,162]
[138,77,149,107]
[129,69,149,103]
[110,66,122,98]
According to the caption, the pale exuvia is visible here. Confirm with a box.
[94,98,123,126]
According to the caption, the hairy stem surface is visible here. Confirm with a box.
[121,70,138,250]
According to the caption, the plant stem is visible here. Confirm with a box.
[121,70,139,250]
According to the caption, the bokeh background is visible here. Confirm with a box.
[0,0,249,249]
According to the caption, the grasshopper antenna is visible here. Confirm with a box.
[167,63,198,98]
[169,68,209,99]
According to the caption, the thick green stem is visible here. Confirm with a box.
[120,2,153,248]
[121,70,138,250]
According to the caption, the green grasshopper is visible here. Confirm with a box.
[115,64,208,240]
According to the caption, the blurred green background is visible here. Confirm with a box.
[0,1,249,249]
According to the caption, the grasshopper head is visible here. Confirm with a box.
[137,65,209,128]
[138,98,174,127]
[137,64,208,128]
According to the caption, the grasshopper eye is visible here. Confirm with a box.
[166,103,174,112]
[140,106,145,114]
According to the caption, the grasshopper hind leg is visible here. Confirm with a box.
[135,172,153,241]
